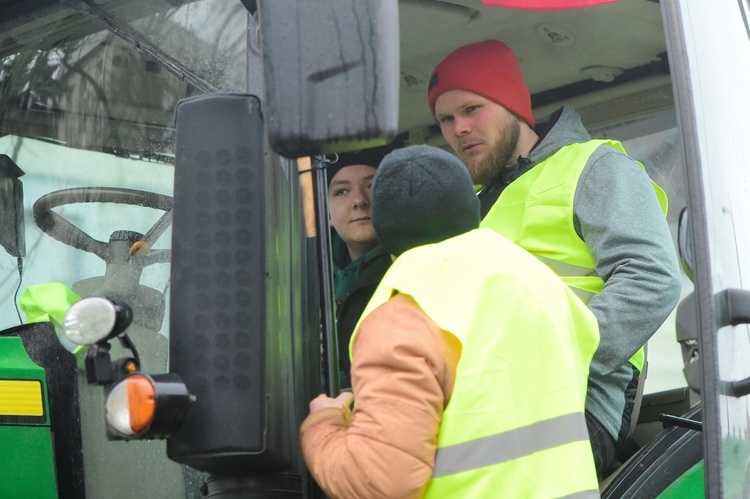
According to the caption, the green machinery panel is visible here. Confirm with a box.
[0,336,58,498]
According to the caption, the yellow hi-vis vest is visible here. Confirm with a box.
[352,229,600,498]
[480,140,668,372]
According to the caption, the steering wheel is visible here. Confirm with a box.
[33,187,173,267]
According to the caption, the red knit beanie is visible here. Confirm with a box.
[428,40,535,128]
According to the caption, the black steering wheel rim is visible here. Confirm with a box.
[33,187,173,265]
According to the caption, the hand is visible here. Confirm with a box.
[308,391,354,415]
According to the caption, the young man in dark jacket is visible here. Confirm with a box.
[328,138,404,388]
[428,39,682,478]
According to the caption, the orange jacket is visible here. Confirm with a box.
[300,294,459,498]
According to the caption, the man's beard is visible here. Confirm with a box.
[468,118,521,186]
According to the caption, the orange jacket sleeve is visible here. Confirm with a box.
[300,294,459,499]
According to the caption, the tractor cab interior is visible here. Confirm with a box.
[0,1,717,497]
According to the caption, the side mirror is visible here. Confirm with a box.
[258,0,400,158]
[0,155,25,258]
[677,207,694,282]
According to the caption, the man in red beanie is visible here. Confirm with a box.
[429,39,682,479]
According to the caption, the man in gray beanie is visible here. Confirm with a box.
[301,144,601,498]
[371,145,481,255]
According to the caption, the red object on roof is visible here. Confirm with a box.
[482,0,619,9]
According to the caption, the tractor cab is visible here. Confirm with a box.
[1,1,749,497]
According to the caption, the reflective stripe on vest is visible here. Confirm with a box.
[480,139,667,371]
[352,229,600,498]
[536,254,597,303]
[433,411,588,477]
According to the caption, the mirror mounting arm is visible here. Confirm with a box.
[716,288,750,397]
[677,288,750,397]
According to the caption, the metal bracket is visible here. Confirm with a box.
[716,288,750,397]
[676,288,750,397]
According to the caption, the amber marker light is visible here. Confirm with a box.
[106,374,156,436]
[104,373,194,440]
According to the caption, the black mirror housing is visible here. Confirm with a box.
[258,0,400,158]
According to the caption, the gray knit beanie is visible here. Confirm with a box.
[372,145,480,256]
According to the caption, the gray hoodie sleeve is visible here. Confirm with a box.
[574,147,681,374]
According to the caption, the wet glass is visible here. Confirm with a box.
[0,2,247,497]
